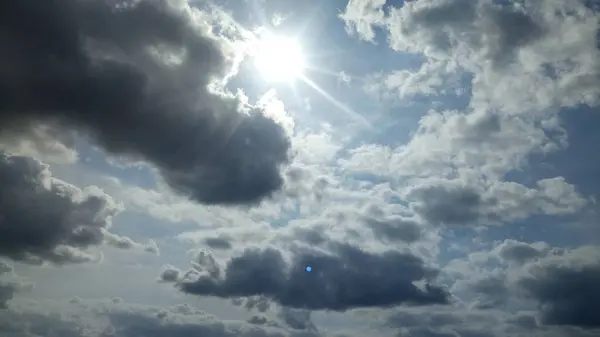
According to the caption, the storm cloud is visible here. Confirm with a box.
[177,243,450,311]
[0,0,291,206]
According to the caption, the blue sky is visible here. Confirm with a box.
[1,0,600,336]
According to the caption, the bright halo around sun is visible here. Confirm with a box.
[253,34,306,83]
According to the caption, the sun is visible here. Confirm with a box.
[252,34,306,83]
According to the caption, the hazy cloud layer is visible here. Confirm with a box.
[0,299,327,337]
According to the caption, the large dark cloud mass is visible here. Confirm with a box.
[177,243,450,311]
[0,0,290,205]
[0,153,126,264]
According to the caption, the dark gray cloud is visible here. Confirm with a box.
[204,237,233,250]
[243,296,271,312]
[277,308,317,331]
[515,246,600,328]
[0,0,290,206]
[177,243,450,311]
[365,216,423,243]
[0,284,17,309]
[493,240,551,265]
[248,315,281,328]
[404,178,585,226]
[0,154,130,264]
[0,261,30,309]
[383,307,599,337]
[158,265,181,283]
[455,273,509,309]
[407,183,484,225]
[448,243,600,330]
[0,264,18,309]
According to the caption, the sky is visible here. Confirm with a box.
[1,0,600,336]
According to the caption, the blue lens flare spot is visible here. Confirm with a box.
[305,266,312,272]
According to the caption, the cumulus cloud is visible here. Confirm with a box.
[446,241,600,330]
[104,231,160,255]
[339,0,600,220]
[177,242,449,311]
[365,216,423,243]
[158,265,182,283]
[492,240,551,265]
[401,177,586,226]
[515,246,600,328]
[0,153,149,264]
[0,0,291,206]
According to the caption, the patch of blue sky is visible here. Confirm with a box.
[227,0,429,128]
[74,139,158,189]
[270,208,301,228]
[111,212,199,241]
[480,214,593,248]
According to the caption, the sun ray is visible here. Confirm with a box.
[251,34,306,83]
[299,74,372,128]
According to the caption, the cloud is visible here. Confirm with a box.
[515,246,600,328]
[0,261,31,309]
[204,237,233,250]
[103,231,160,255]
[339,0,387,42]
[0,124,78,165]
[402,177,586,226]
[365,216,423,243]
[446,241,600,330]
[0,153,145,264]
[492,240,551,265]
[177,242,449,311]
[340,0,600,191]
[0,0,291,206]
[382,306,597,337]
[277,307,317,331]
[158,265,182,283]
[453,272,509,309]
[242,296,271,312]
[0,298,328,337]
[0,263,18,309]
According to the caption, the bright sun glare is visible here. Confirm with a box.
[253,34,305,82]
